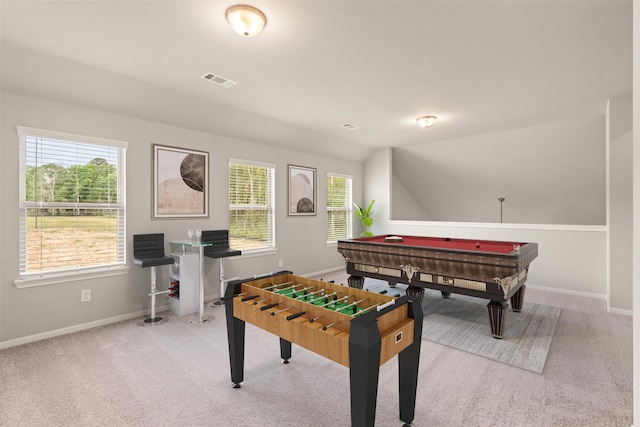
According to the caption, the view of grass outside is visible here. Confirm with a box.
[26,214,119,272]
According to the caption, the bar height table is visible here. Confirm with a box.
[171,240,213,324]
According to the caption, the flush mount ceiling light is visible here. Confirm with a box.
[226,5,267,37]
[416,115,437,127]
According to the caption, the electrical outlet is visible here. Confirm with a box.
[278,259,284,268]
[80,289,91,302]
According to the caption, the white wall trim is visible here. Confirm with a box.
[609,307,633,316]
[0,305,165,350]
[14,265,129,288]
[527,283,606,300]
[390,219,607,233]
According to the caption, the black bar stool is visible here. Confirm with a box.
[202,230,241,306]
[133,233,175,325]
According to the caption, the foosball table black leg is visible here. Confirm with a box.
[349,317,381,427]
[398,298,423,425]
[280,338,292,364]
[225,283,246,389]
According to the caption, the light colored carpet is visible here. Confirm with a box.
[420,289,561,373]
[0,277,632,426]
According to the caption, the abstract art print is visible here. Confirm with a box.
[153,144,209,218]
[288,164,316,215]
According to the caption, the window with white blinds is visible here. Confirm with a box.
[326,173,352,243]
[229,159,275,252]
[17,126,127,276]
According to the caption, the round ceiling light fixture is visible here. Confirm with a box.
[416,115,437,127]
[226,5,267,37]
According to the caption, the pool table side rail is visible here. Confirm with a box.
[337,241,537,279]
[337,240,538,301]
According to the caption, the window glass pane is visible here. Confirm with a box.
[19,130,126,275]
[229,162,274,251]
[326,174,352,242]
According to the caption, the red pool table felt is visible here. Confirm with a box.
[355,235,523,255]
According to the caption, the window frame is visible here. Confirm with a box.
[228,158,276,254]
[326,172,353,244]
[14,126,128,288]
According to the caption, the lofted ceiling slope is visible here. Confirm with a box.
[0,1,633,163]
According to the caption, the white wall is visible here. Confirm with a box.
[392,116,607,225]
[0,92,363,346]
[632,2,639,423]
[391,174,432,221]
[608,93,633,312]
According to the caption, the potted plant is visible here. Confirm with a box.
[354,199,375,237]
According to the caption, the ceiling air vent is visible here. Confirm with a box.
[341,123,360,130]
[201,73,237,88]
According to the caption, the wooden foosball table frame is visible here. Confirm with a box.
[224,271,423,427]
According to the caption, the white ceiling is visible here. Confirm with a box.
[0,1,633,162]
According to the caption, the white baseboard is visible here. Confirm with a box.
[1,296,224,350]
[0,306,162,350]
[526,282,607,300]
[523,283,632,316]
[303,266,344,278]
[607,306,633,316]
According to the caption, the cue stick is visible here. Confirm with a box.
[260,302,279,311]
[253,298,270,305]
[271,306,294,316]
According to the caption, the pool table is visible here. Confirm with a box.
[337,235,538,338]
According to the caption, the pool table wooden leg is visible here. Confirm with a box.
[487,300,508,339]
[510,284,526,312]
[405,286,425,305]
[348,275,365,289]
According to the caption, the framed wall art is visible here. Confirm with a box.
[153,144,209,218]
[288,164,316,216]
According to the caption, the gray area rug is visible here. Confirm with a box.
[420,289,561,374]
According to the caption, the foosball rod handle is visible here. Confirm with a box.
[260,302,279,311]
[286,311,306,321]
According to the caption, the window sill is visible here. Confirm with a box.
[14,265,130,289]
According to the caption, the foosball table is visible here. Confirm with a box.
[223,271,423,427]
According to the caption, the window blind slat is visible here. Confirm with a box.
[326,174,352,242]
[19,129,126,275]
[229,161,275,251]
